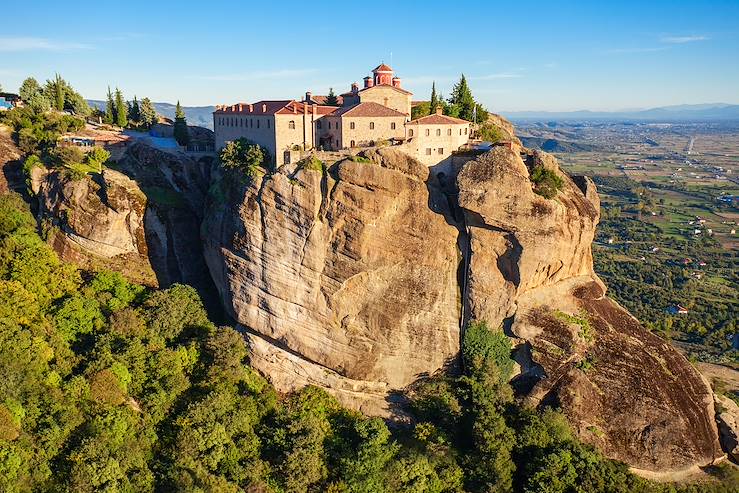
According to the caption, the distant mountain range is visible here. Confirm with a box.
[87,101,739,128]
[88,100,216,129]
[503,103,739,121]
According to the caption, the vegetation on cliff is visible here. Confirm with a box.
[0,193,735,492]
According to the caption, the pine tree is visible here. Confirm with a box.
[173,101,189,146]
[104,87,114,124]
[114,88,127,127]
[139,97,157,128]
[449,74,476,122]
[53,74,65,111]
[128,96,141,127]
[325,87,339,106]
[429,82,439,115]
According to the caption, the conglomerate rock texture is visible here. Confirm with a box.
[202,149,461,416]
[203,144,723,472]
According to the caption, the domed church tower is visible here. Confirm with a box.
[373,63,394,86]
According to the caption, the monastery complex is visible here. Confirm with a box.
[213,64,471,167]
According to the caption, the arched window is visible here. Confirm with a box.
[370,122,375,130]
[448,128,452,135]
[409,129,414,137]
[350,140,355,147]
[436,129,441,136]
[289,120,295,129]
[425,129,430,136]
[350,122,355,130]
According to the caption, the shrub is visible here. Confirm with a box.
[51,145,85,168]
[530,165,564,199]
[298,155,324,173]
[84,147,110,171]
[462,320,513,381]
[219,138,270,176]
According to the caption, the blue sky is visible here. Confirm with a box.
[1,0,738,111]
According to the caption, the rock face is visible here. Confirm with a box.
[456,145,722,473]
[34,143,219,308]
[35,168,157,285]
[203,149,461,416]
[204,142,723,472]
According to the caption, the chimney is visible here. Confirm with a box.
[305,91,312,102]
[262,103,267,112]
[392,77,401,88]
[363,76,374,89]
[249,104,253,112]
[304,103,308,115]
[312,104,317,116]
[436,107,443,116]
[293,104,297,114]
[238,103,243,112]
[231,104,237,111]
[351,82,359,93]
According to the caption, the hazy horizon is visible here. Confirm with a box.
[2,0,739,112]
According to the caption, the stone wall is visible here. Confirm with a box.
[406,123,470,165]
[358,85,412,115]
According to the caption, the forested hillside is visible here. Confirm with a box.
[0,192,736,493]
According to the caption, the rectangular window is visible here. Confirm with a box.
[370,122,375,130]
[438,148,444,155]
[436,129,441,136]
[267,120,271,128]
[350,122,355,130]
[317,120,322,129]
[448,129,452,135]
[464,127,468,134]
[425,148,432,155]
[257,119,260,128]
[328,121,331,129]
[425,129,430,136]
[391,122,396,130]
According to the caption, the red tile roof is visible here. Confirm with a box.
[214,100,336,116]
[407,114,470,125]
[307,94,344,106]
[329,102,407,118]
[373,63,393,72]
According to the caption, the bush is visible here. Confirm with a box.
[462,320,513,381]
[298,155,324,173]
[219,138,270,176]
[530,165,564,199]
[51,145,85,168]
[84,147,110,172]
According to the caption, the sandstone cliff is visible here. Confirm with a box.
[457,145,721,472]
[34,168,157,285]
[203,143,723,472]
[203,150,461,416]
[33,143,219,310]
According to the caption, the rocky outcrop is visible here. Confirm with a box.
[715,394,739,463]
[203,149,461,416]
[203,140,723,472]
[456,144,722,473]
[36,168,157,285]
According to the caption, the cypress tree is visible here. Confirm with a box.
[173,101,189,146]
[104,87,114,124]
[114,88,127,127]
[429,82,439,115]
[128,96,141,127]
[53,74,65,111]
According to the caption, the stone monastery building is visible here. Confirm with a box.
[214,64,471,166]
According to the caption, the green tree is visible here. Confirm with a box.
[19,77,41,101]
[219,138,268,176]
[429,82,439,115]
[114,88,127,127]
[104,87,114,125]
[139,97,157,128]
[128,96,140,127]
[173,101,189,145]
[449,74,476,122]
[325,87,339,106]
[52,74,65,111]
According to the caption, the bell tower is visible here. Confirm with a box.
[372,63,394,86]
